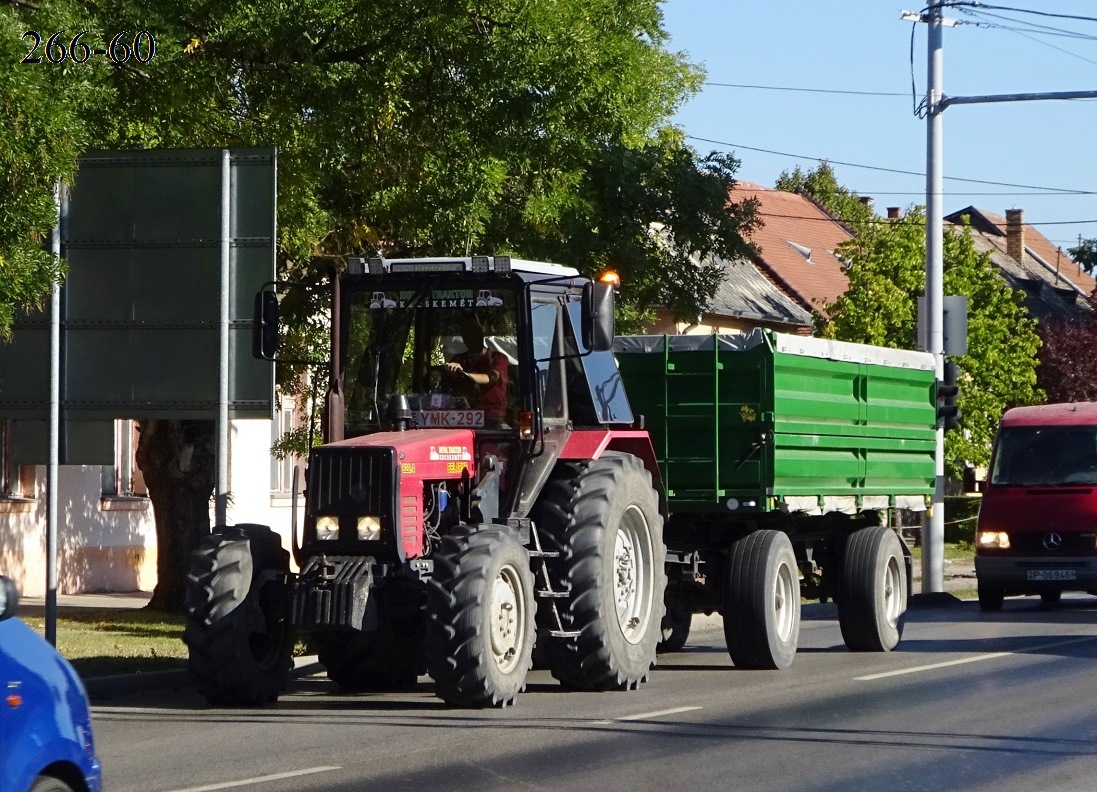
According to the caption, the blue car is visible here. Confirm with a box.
[0,576,101,792]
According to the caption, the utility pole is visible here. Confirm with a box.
[904,4,1097,593]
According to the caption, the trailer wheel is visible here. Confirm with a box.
[837,526,907,652]
[535,452,666,690]
[977,581,1004,611]
[657,607,692,654]
[184,524,294,705]
[723,530,800,670]
[426,526,535,707]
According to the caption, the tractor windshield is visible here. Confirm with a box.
[343,283,519,436]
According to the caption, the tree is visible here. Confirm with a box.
[1036,289,1097,403]
[775,162,875,228]
[0,4,109,340]
[818,207,1043,476]
[5,0,754,609]
[1069,238,1097,277]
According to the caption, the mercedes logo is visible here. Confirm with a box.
[1043,532,1063,550]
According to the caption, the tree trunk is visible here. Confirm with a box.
[135,419,217,612]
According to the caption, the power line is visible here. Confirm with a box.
[702,82,907,97]
[687,136,1097,194]
[949,3,1097,25]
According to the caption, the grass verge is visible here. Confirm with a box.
[23,608,187,678]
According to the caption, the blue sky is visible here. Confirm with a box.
[661,1,1097,252]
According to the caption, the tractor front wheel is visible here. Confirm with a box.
[184,524,294,705]
[426,526,535,707]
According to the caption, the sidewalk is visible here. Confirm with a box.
[19,591,153,618]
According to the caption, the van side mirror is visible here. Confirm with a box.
[0,576,20,621]
[582,281,615,352]
[253,290,279,360]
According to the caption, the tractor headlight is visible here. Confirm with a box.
[315,515,340,541]
[357,515,381,541]
[977,530,1010,549]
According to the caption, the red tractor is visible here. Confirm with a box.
[183,256,666,707]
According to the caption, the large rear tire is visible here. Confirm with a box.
[426,526,535,707]
[723,530,800,670]
[535,452,666,690]
[184,524,294,705]
[837,526,907,652]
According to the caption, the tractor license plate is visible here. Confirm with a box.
[412,410,484,428]
[1026,569,1076,582]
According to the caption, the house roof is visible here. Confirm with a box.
[729,182,854,314]
[946,206,1095,321]
[703,254,813,329]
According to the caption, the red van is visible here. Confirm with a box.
[975,402,1097,611]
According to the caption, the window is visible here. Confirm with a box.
[101,420,147,498]
[0,419,35,500]
[272,397,304,496]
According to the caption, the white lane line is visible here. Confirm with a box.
[856,636,1097,681]
[162,766,341,792]
[590,705,704,725]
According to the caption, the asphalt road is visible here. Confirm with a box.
[91,596,1097,792]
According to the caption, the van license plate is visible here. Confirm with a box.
[1026,569,1076,582]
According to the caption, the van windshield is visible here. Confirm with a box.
[990,425,1097,486]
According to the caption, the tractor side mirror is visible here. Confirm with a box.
[582,281,615,352]
[253,290,279,360]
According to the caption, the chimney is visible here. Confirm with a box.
[1006,208,1025,263]
[858,196,874,212]
[887,207,900,219]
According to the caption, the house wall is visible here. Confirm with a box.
[0,418,302,597]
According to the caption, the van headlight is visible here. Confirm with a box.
[977,530,1010,549]
[315,515,340,540]
[357,515,381,541]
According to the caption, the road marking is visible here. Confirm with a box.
[162,766,341,792]
[590,705,703,725]
[856,636,1097,681]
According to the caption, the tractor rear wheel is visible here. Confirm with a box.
[723,530,800,669]
[426,526,535,707]
[184,524,294,705]
[837,525,907,652]
[535,452,666,690]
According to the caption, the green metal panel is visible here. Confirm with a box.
[614,331,936,515]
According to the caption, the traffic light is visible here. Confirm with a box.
[937,360,961,431]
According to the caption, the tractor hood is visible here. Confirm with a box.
[328,428,477,468]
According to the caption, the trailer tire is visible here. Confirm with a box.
[723,530,800,670]
[657,608,692,654]
[535,452,666,690]
[184,524,294,705]
[426,526,535,707]
[837,526,907,652]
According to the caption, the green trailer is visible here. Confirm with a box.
[614,330,936,668]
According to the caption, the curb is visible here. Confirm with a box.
[85,655,323,701]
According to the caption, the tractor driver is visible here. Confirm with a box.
[444,312,510,426]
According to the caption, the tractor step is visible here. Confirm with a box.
[536,589,570,598]
[538,628,581,639]
[528,549,560,558]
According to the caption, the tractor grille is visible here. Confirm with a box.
[307,446,397,522]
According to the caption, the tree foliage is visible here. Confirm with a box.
[1068,238,1097,277]
[1036,290,1097,403]
[817,205,1043,476]
[775,162,874,228]
[0,3,110,339]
